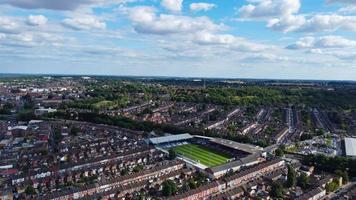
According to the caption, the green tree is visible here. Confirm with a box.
[0,103,14,114]
[53,128,62,143]
[133,164,144,173]
[162,180,177,197]
[275,148,284,157]
[25,185,36,195]
[142,108,153,115]
[298,173,310,190]
[139,192,145,200]
[326,180,339,193]
[70,127,80,136]
[120,168,129,176]
[335,170,349,184]
[187,178,197,189]
[286,165,296,188]
[16,110,36,121]
[168,149,176,160]
[194,172,206,187]
[270,182,283,198]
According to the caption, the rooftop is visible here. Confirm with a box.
[345,137,356,157]
[208,154,260,173]
[148,133,193,145]
[209,137,263,154]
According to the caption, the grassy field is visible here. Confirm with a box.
[172,144,231,167]
[93,100,117,109]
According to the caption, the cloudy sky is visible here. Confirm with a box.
[1,0,356,80]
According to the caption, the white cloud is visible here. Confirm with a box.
[242,53,289,62]
[26,15,48,26]
[238,0,301,19]
[194,32,235,45]
[161,0,183,12]
[287,36,356,49]
[62,16,106,30]
[268,14,356,32]
[327,0,356,5]
[0,32,68,48]
[193,31,270,52]
[267,14,305,32]
[0,16,20,34]
[190,3,216,12]
[338,6,356,14]
[307,48,356,60]
[128,6,222,35]
[237,0,356,33]
[0,0,134,10]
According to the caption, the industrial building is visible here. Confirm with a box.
[344,137,356,158]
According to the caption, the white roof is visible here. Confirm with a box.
[149,133,193,144]
[210,137,263,154]
[8,126,28,131]
[345,137,356,156]
[29,120,43,124]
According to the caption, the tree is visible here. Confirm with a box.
[302,154,356,178]
[300,133,313,141]
[0,103,14,114]
[187,178,197,189]
[194,172,206,187]
[275,148,284,157]
[182,182,189,192]
[162,180,177,197]
[70,127,80,136]
[315,129,324,136]
[16,110,36,121]
[25,185,36,195]
[120,168,129,176]
[326,180,339,193]
[298,173,310,190]
[335,170,349,184]
[138,192,145,200]
[133,164,144,173]
[168,149,176,160]
[142,108,153,115]
[286,165,296,188]
[53,128,62,143]
[270,182,283,198]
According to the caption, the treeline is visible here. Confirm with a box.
[65,83,356,111]
[172,86,356,109]
[302,154,356,178]
[63,81,165,110]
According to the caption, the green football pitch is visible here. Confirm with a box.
[172,144,231,167]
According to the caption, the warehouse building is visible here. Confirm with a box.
[344,137,356,158]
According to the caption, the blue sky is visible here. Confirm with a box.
[1,0,356,80]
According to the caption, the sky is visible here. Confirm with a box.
[1,0,356,80]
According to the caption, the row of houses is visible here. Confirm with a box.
[11,147,158,186]
[40,160,186,200]
[168,158,285,200]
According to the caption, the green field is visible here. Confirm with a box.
[93,100,117,109]
[172,144,231,167]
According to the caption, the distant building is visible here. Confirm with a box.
[295,187,326,200]
[0,190,13,200]
[34,107,57,116]
[344,137,356,158]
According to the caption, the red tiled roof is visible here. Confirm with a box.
[0,168,18,176]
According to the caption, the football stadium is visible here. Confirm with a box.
[148,133,266,178]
